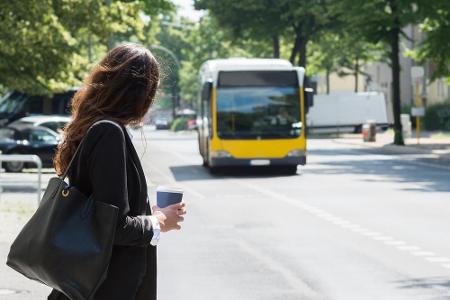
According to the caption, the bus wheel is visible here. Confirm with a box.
[281,165,298,175]
[202,159,208,168]
[208,166,221,175]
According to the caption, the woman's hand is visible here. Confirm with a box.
[152,202,186,232]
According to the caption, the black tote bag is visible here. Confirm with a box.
[6,120,120,300]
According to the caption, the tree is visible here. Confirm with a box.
[334,35,383,93]
[195,0,337,70]
[282,0,335,69]
[194,0,285,58]
[413,1,450,79]
[0,0,172,95]
[178,16,253,104]
[335,0,429,145]
[308,34,341,94]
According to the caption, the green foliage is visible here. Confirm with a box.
[308,34,341,76]
[171,117,188,131]
[333,0,426,59]
[157,16,255,105]
[195,0,337,67]
[413,2,450,79]
[194,0,284,57]
[0,0,172,95]
[332,0,433,145]
[423,100,450,131]
[0,1,78,95]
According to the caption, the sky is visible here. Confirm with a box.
[171,0,204,21]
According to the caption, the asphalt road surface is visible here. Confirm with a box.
[2,127,450,300]
[137,128,450,300]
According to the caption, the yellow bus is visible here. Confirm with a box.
[197,58,312,174]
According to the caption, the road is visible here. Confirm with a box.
[137,128,450,300]
[1,127,450,300]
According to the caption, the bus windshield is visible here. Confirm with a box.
[216,86,301,139]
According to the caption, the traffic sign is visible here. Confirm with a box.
[411,66,424,79]
[411,107,425,117]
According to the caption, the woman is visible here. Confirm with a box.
[49,43,186,300]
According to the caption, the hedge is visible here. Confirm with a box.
[423,100,450,131]
[170,117,189,132]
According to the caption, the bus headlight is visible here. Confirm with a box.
[287,149,305,157]
[210,150,232,158]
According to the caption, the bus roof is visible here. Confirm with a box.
[199,58,305,86]
[201,58,293,72]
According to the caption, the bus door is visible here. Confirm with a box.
[200,81,212,159]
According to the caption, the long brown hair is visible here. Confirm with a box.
[54,43,160,176]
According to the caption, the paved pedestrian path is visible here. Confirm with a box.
[331,130,450,165]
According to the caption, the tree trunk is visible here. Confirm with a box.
[289,36,300,64]
[272,34,280,58]
[389,1,404,145]
[354,57,359,93]
[289,26,301,64]
[297,37,307,68]
[326,68,330,94]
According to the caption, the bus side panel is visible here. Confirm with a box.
[300,86,307,154]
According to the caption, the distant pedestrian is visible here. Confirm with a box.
[49,43,186,300]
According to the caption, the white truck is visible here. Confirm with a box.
[306,91,390,133]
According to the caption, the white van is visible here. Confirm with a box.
[306,91,390,133]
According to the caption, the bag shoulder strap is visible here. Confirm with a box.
[61,120,124,180]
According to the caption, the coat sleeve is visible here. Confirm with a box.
[87,123,153,246]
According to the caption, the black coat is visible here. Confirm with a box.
[48,121,157,300]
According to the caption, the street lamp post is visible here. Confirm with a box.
[148,44,181,120]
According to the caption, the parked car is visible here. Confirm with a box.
[155,117,170,130]
[0,89,77,126]
[9,115,71,134]
[0,124,60,172]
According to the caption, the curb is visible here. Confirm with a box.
[333,138,450,161]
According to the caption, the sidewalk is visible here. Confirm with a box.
[0,172,53,299]
[332,130,450,165]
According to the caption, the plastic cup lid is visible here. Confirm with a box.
[156,185,183,193]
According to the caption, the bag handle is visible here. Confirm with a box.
[60,120,124,180]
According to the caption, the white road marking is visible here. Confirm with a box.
[145,135,450,290]
[426,257,450,263]
[397,246,421,251]
[373,236,394,241]
[236,180,450,277]
[411,251,436,257]
[383,241,406,246]
[361,231,382,237]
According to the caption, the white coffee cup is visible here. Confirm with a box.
[156,186,183,208]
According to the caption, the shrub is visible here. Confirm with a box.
[170,117,188,132]
[423,100,450,131]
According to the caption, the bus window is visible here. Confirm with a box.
[216,71,301,140]
[201,82,212,136]
[216,87,300,139]
[201,82,212,102]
